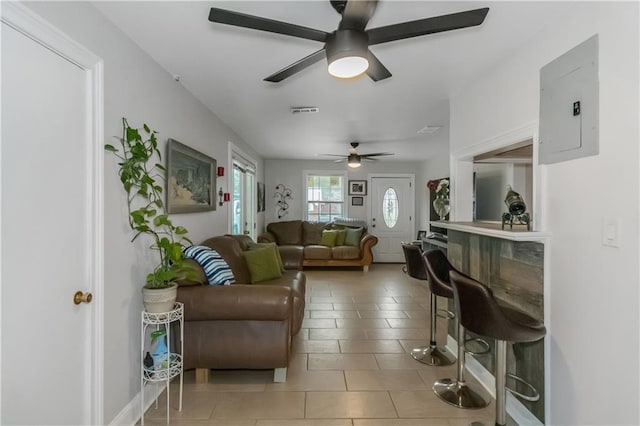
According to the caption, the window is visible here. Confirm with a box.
[382,187,398,228]
[305,172,345,223]
[231,148,256,239]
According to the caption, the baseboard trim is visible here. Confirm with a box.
[446,335,543,426]
[109,382,166,426]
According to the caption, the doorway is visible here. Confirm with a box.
[370,175,415,262]
[231,149,256,239]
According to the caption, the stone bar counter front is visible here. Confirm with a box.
[432,221,550,424]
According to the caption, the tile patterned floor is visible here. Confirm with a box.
[140,264,497,425]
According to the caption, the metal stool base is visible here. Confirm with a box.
[433,378,490,409]
[411,345,456,366]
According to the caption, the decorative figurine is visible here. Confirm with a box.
[502,185,530,231]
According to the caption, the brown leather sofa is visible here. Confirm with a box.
[258,220,378,271]
[176,234,305,383]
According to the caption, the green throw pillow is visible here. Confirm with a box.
[243,246,283,283]
[335,229,347,246]
[248,242,285,272]
[320,229,338,247]
[345,227,363,246]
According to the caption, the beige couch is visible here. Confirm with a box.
[258,220,378,271]
[177,234,305,383]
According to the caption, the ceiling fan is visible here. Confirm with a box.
[208,1,489,82]
[323,142,394,168]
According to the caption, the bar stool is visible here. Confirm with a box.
[425,251,489,409]
[403,246,455,366]
[449,270,546,426]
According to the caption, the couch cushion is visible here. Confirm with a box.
[320,229,338,247]
[243,246,283,283]
[183,246,235,285]
[345,227,364,246]
[278,245,304,270]
[302,221,330,245]
[200,236,252,284]
[267,220,302,245]
[304,245,332,260]
[332,245,361,260]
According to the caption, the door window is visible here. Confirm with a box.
[382,187,399,228]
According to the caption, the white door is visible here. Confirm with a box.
[1,5,103,424]
[370,176,414,262]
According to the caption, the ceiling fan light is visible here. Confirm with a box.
[328,56,369,79]
[347,154,362,168]
[326,30,369,79]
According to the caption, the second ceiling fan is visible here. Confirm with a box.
[208,0,489,82]
[324,142,393,168]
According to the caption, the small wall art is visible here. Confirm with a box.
[348,180,367,196]
[274,184,293,219]
[351,196,364,206]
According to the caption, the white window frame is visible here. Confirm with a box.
[302,170,348,222]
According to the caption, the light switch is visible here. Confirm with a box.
[602,216,621,247]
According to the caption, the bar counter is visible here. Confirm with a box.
[428,221,550,424]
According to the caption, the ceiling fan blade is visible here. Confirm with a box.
[362,152,394,157]
[321,154,348,157]
[333,158,347,163]
[264,49,327,82]
[366,50,392,81]
[339,0,378,30]
[367,7,489,46]
[363,157,379,162]
[209,8,329,43]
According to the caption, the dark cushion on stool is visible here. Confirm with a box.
[402,244,427,280]
[449,270,546,343]
[423,249,454,299]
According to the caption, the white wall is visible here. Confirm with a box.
[450,2,639,424]
[474,163,512,220]
[23,2,263,423]
[264,159,425,230]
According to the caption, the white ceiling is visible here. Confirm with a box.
[94,1,572,162]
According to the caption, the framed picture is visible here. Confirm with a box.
[166,138,216,213]
[417,230,427,240]
[257,182,265,212]
[351,196,364,206]
[348,180,367,195]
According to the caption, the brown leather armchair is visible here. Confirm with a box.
[176,235,305,383]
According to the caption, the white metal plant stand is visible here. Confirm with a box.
[141,302,184,425]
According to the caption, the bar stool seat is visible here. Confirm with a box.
[449,270,546,426]
[401,245,455,367]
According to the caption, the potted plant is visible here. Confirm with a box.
[105,118,195,313]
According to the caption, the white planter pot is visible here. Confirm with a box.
[142,284,178,313]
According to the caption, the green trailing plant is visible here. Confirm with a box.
[105,118,195,289]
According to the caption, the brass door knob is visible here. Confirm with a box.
[73,291,93,305]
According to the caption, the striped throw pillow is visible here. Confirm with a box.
[183,246,235,285]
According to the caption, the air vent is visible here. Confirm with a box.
[291,107,319,114]
[417,125,442,134]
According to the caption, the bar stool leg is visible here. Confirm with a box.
[433,320,489,409]
[495,340,508,426]
[411,293,455,365]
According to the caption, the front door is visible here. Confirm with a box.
[1,5,103,424]
[370,176,414,262]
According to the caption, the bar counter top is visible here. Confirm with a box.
[430,221,551,242]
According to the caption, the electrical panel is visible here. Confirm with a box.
[539,35,599,164]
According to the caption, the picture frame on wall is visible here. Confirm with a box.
[257,182,265,212]
[166,138,216,214]
[348,180,367,195]
[416,230,427,240]
[351,196,364,206]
